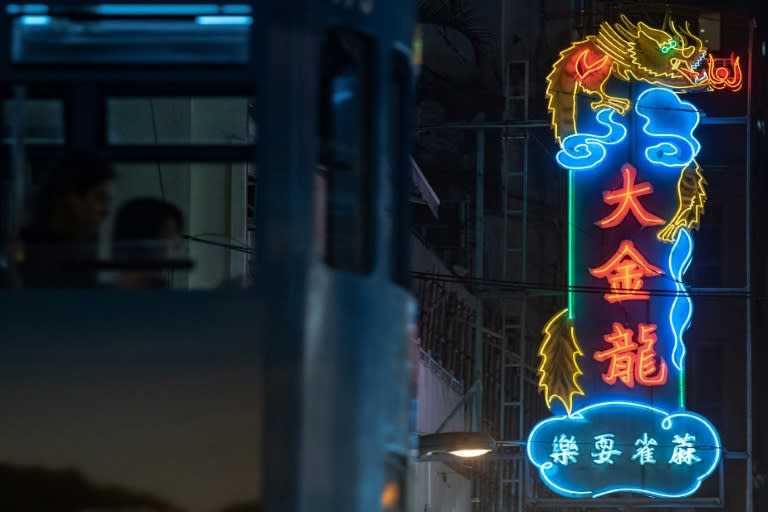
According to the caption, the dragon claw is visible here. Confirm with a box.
[590,97,632,114]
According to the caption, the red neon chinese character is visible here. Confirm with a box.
[594,322,637,387]
[594,323,668,388]
[636,324,668,386]
[589,240,663,303]
[596,164,665,228]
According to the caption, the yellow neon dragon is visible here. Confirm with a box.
[546,15,710,144]
[545,15,740,245]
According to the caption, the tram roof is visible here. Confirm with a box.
[0,1,266,85]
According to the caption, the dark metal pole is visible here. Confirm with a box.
[473,118,485,434]
[745,17,755,512]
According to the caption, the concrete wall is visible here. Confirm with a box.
[413,356,472,512]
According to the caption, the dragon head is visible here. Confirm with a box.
[614,15,709,88]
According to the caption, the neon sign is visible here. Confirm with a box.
[636,88,701,168]
[657,163,707,243]
[594,322,668,387]
[668,229,694,371]
[556,109,627,171]
[588,239,663,302]
[544,15,743,145]
[708,53,743,91]
[537,309,584,415]
[531,14,740,500]
[596,164,664,228]
[527,401,720,498]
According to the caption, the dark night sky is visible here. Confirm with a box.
[0,292,263,512]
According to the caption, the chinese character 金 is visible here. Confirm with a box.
[591,433,622,464]
[596,163,665,228]
[594,322,668,388]
[669,433,702,465]
[589,240,663,303]
[550,434,579,466]
[632,433,658,465]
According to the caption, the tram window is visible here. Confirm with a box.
[15,158,252,290]
[390,52,413,288]
[317,29,373,274]
[102,162,252,289]
[107,97,256,145]
[1,99,64,144]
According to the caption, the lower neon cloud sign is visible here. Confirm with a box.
[527,402,720,498]
[530,12,738,501]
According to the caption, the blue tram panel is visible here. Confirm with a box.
[0,1,419,512]
[258,2,417,512]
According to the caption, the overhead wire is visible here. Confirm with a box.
[416,88,709,137]
[148,97,166,199]
[417,80,719,288]
[411,271,762,300]
[184,234,253,254]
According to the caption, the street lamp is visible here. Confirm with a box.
[418,432,495,459]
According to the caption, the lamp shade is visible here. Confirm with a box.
[418,432,495,458]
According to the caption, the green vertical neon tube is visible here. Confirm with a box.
[679,370,685,409]
[568,171,575,320]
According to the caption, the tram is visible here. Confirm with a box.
[0,2,416,512]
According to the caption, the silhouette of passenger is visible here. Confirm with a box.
[112,197,184,288]
[19,149,115,287]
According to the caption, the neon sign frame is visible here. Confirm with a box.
[531,12,740,501]
[527,401,722,499]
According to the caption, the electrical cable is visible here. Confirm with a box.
[190,232,248,246]
[184,234,253,254]
[148,97,166,199]
[411,271,762,300]
[417,88,709,135]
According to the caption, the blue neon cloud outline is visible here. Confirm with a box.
[556,109,627,171]
[669,229,694,371]
[635,87,701,169]
[527,400,721,499]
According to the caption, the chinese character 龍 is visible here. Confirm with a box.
[593,322,668,387]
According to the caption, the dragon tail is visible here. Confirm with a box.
[538,308,584,415]
[546,46,580,145]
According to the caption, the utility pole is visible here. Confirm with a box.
[473,113,485,434]
[745,17,755,512]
